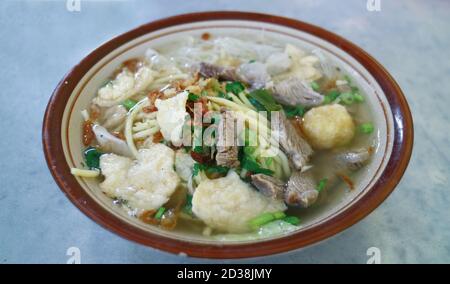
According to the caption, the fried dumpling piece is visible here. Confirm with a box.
[99,144,180,213]
[302,104,355,150]
[192,171,286,233]
[94,65,154,107]
[175,149,195,182]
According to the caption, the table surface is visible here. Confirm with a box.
[0,0,449,264]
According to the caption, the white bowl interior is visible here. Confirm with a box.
[61,20,394,244]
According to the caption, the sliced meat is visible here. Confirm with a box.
[197,62,239,81]
[335,148,372,172]
[251,174,285,200]
[215,112,240,168]
[197,62,270,90]
[276,111,314,171]
[273,77,324,107]
[216,148,239,168]
[284,170,318,208]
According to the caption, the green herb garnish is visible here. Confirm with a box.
[192,163,229,177]
[283,216,301,226]
[248,89,281,111]
[353,92,365,103]
[205,165,229,176]
[249,213,275,230]
[122,98,138,110]
[183,195,193,215]
[339,92,354,105]
[83,147,103,170]
[192,163,205,177]
[249,211,287,230]
[282,104,306,118]
[310,81,320,91]
[323,90,340,104]
[316,178,328,192]
[155,207,166,219]
[217,90,231,100]
[225,81,245,95]
[241,155,274,176]
[359,123,375,134]
[188,92,200,102]
[247,98,266,112]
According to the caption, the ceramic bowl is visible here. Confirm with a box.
[43,12,413,259]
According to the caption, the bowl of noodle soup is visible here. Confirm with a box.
[43,12,413,258]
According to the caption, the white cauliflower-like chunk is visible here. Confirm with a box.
[192,171,287,233]
[94,65,154,107]
[99,144,180,212]
[175,150,195,182]
[282,44,322,82]
[145,48,184,76]
[265,52,292,76]
[155,91,188,144]
[302,104,355,149]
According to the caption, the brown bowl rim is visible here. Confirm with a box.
[42,11,413,259]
